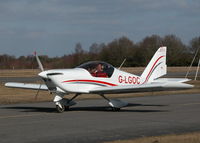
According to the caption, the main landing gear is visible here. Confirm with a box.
[99,94,128,111]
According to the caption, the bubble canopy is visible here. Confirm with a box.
[77,61,114,78]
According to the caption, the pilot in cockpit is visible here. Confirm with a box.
[91,63,108,78]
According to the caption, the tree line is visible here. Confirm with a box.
[0,34,199,69]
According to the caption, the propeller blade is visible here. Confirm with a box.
[34,52,44,71]
[35,84,42,100]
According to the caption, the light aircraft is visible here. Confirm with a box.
[5,47,193,113]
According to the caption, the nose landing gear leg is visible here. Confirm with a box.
[54,93,80,113]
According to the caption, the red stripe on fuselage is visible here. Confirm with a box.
[143,56,165,84]
[63,79,117,86]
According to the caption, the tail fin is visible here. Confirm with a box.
[141,46,167,83]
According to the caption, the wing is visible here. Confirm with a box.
[5,82,48,91]
[89,82,193,94]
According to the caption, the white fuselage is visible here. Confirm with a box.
[39,68,142,93]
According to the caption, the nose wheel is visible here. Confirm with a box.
[56,105,65,113]
[56,105,70,113]
[54,93,80,113]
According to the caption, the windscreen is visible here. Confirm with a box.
[77,61,114,78]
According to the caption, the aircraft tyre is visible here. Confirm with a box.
[112,107,121,111]
[56,105,65,113]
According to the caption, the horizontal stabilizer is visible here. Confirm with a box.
[154,78,191,83]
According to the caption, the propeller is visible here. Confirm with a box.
[34,51,44,71]
[34,52,44,100]
[35,84,42,100]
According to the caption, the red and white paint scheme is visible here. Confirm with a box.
[5,47,193,113]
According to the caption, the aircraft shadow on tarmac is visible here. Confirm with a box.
[1,103,169,113]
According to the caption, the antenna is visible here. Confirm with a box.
[118,58,126,70]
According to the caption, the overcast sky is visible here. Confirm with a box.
[0,0,199,57]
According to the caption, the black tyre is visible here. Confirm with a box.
[56,105,65,113]
[112,107,121,111]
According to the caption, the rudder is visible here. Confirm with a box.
[141,46,167,83]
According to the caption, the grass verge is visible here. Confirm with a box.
[104,132,200,143]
